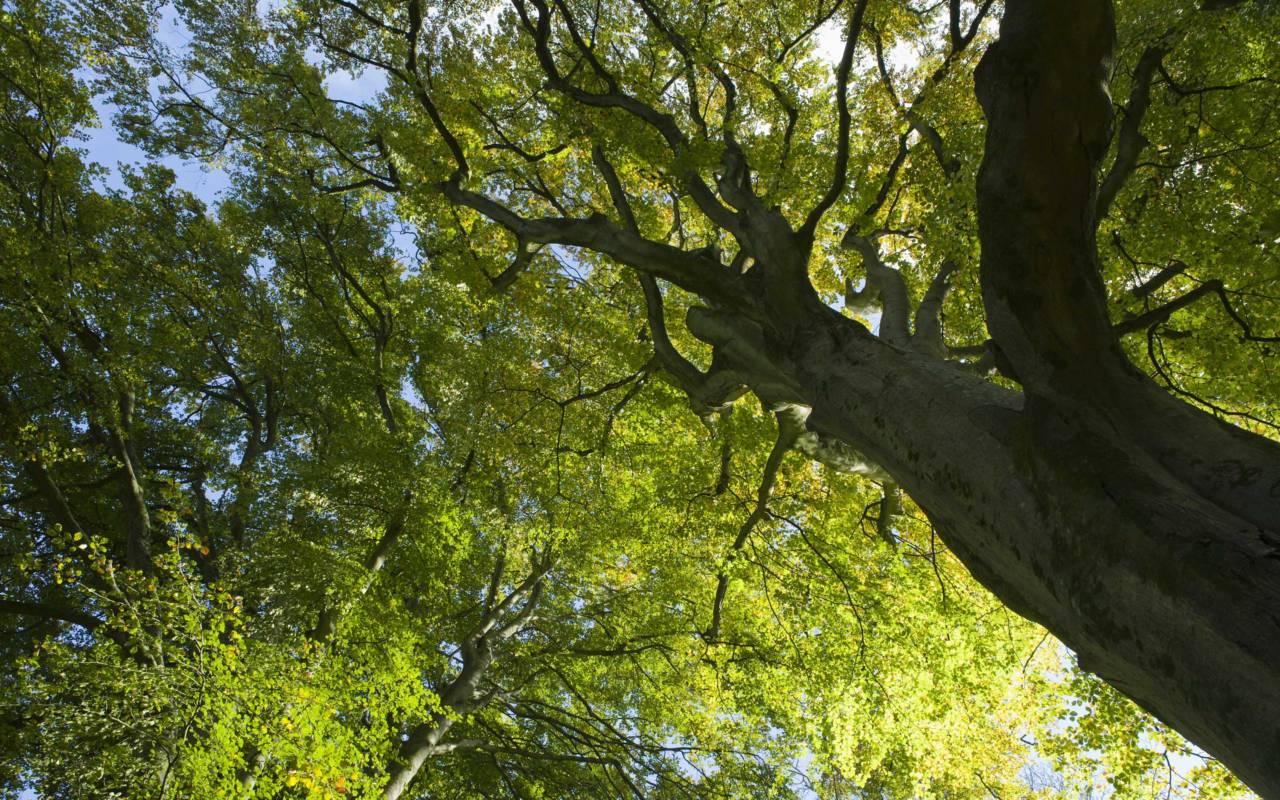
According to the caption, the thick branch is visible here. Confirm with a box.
[842,235,910,346]
[107,390,152,574]
[871,24,962,178]
[384,556,550,800]
[799,0,871,242]
[312,499,410,642]
[487,239,542,294]
[445,183,752,309]
[954,274,1278,363]
[591,145,639,233]
[0,598,104,631]
[20,456,86,539]
[912,260,959,357]
[511,0,742,236]
[875,483,902,548]
[406,0,468,180]
[638,274,747,415]
[1115,279,1280,342]
[949,0,996,51]
[1096,45,1166,223]
[1131,258,1187,298]
[974,0,1121,391]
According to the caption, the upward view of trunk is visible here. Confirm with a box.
[723,1,1280,793]
[770,311,1280,799]
[680,1,1280,795]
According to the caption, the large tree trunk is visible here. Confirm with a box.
[971,4,1280,793]
[698,1,1280,794]
[782,318,1280,799]
[808,0,1280,788]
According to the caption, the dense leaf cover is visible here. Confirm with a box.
[0,0,1275,797]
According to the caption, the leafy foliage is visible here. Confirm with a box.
[1,0,1273,797]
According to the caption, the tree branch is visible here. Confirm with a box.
[444,182,751,308]
[875,483,902,547]
[1116,279,1280,342]
[799,0,871,242]
[591,145,639,233]
[706,410,801,640]
[106,390,152,574]
[912,259,959,357]
[1131,258,1188,299]
[384,554,552,800]
[311,497,411,642]
[637,274,748,415]
[1096,45,1166,223]
[974,0,1120,391]
[842,234,910,346]
[511,0,743,236]
[0,598,104,631]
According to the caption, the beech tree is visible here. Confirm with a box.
[2,0,1278,797]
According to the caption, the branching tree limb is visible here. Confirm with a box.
[1096,45,1166,223]
[383,553,553,800]
[842,234,910,346]
[1115,278,1280,341]
[912,260,959,357]
[799,0,871,242]
[705,410,802,640]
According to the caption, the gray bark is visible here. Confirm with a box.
[722,2,1280,794]
[779,319,1280,799]
[687,3,1280,793]
[108,390,152,573]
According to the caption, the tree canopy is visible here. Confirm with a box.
[0,0,1277,798]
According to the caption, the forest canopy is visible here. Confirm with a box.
[1,0,1277,798]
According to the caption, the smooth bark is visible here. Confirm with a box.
[767,2,1279,793]
[688,2,1280,794]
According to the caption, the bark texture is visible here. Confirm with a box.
[791,1,1280,793]
[699,1,1280,794]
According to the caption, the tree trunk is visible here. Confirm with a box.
[780,319,1280,798]
[693,2,1280,794]
[716,1,1280,794]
